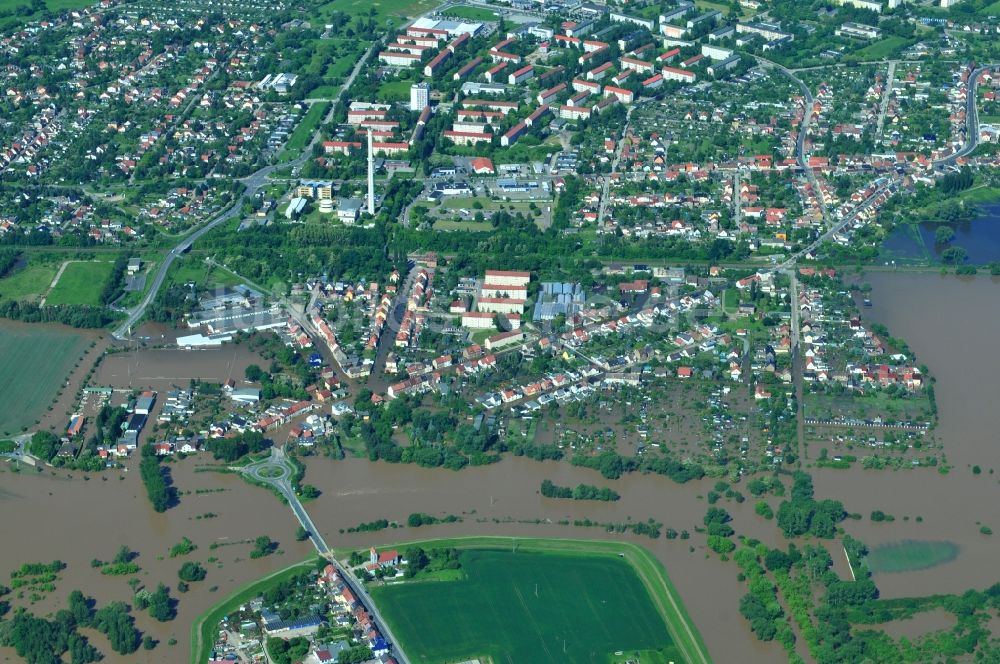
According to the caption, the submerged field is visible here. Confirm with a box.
[369,541,688,664]
[867,540,960,574]
[0,323,89,435]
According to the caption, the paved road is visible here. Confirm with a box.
[113,45,377,340]
[937,64,997,167]
[597,103,636,230]
[875,60,897,143]
[754,57,815,171]
[242,448,412,664]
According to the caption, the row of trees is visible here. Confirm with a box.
[540,479,620,501]
[0,300,118,328]
[99,253,132,306]
[139,445,175,512]
[569,449,705,484]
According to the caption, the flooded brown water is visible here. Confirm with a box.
[879,607,955,641]
[814,273,1000,599]
[94,344,263,393]
[6,272,998,664]
[301,456,786,664]
[0,460,315,663]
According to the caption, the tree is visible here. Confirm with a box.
[28,431,60,461]
[178,562,207,583]
[934,226,955,245]
[251,536,276,559]
[146,584,176,622]
[941,246,968,264]
[67,591,94,626]
[113,545,134,565]
[404,547,429,578]
[92,602,140,654]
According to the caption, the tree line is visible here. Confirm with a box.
[139,444,176,512]
[0,300,118,328]
[540,479,620,501]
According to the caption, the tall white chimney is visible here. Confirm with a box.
[367,127,375,216]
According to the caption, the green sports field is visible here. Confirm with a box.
[0,324,88,435]
[46,261,115,305]
[370,548,682,664]
[866,540,959,574]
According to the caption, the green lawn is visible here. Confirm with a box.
[433,219,493,232]
[316,0,437,23]
[854,36,911,61]
[46,261,115,306]
[441,5,497,20]
[376,80,413,102]
[280,102,330,159]
[369,542,693,664]
[866,540,959,574]
[0,263,57,301]
[0,324,89,435]
[722,289,739,314]
[167,256,242,290]
[0,0,93,30]
[982,0,1000,15]
[309,85,341,98]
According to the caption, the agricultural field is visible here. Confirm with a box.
[45,261,115,306]
[866,540,960,574]
[369,543,687,664]
[0,323,89,435]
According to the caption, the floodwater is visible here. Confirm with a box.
[93,344,263,394]
[302,456,787,664]
[882,202,1000,263]
[814,273,1000,599]
[0,450,788,664]
[879,607,955,640]
[5,271,1000,663]
[0,460,315,663]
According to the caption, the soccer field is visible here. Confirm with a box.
[370,548,683,664]
[0,324,87,435]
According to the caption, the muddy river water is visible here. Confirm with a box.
[1,273,999,664]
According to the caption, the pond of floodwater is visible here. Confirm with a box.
[881,202,1000,263]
